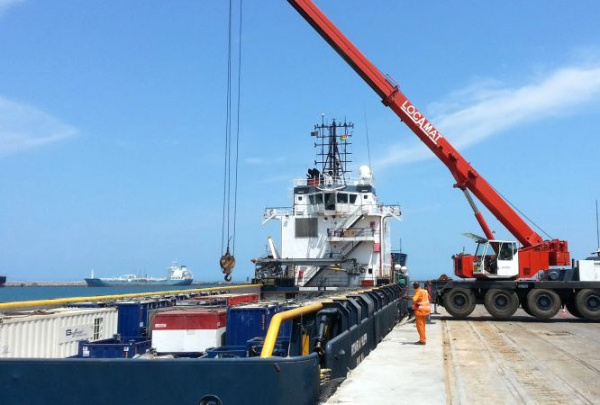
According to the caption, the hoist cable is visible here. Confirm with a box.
[232,0,243,254]
[221,0,242,255]
[491,185,554,240]
[221,0,233,253]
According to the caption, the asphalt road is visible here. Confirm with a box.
[444,306,600,404]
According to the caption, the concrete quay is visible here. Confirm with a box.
[325,313,445,404]
[326,305,600,404]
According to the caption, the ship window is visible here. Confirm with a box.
[350,194,357,204]
[325,193,336,210]
[337,193,348,203]
[364,194,369,199]
[298,196,303,201]
[315,193,323,204]
[296,218,318,238]
[309,195,314,204]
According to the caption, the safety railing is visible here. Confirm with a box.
[293,176,374,188]
[260,302,326,358]
[0,284,261,310]
[327,226,375,239]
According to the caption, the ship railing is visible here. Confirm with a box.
[262,204,401,224]
[334,204,401,218]
[293,176,374,188]
[326,226,376,240]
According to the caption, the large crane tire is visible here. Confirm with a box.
[483,289,519,319]
[443,288,476,319]
[575,289,600,321]
[526,289,561,320]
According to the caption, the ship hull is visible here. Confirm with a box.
[84,278,193,287]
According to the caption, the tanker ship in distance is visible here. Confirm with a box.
[84,263,193,287]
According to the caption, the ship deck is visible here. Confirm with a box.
[325,306,600,404]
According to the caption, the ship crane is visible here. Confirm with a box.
[287,0,600,321]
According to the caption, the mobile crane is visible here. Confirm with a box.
[287,0,600,321]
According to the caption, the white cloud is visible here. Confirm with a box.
[255,174,291,185]
[376,63,600,168]
[0,96,78,156]
[245,157,266,165]
[245,156,286,165]
[0,0,23,18]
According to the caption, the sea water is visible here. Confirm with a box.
[0,284,220,303]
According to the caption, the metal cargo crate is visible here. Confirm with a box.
[152,308,227,354]
[115,300,156,340]
[0,307,118,358]
[226,304,288,346]
[77,337,151,359]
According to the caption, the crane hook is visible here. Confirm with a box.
[219,247,236,282]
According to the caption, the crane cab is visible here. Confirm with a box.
[454,240,519,279]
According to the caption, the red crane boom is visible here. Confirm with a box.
[288,0,570,276]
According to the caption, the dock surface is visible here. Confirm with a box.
[326,306,600,404]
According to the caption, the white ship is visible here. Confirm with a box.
[253,118,402,289]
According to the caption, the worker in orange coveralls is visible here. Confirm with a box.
[412,281,431,345]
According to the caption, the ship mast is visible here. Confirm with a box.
[311,118,353,189]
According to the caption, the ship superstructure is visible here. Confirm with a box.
[254,118,401,288]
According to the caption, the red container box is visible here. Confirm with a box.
[151,308,227,353]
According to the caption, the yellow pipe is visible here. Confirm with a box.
[0,284,260,310]
[260,302,325,358]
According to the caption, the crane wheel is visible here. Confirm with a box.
[526,289,561,320]
[574,289,600,321]
[565,298,584,319]
[443,288,476,319]
[483,289,519,319]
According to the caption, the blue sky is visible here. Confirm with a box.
[1,0,599,282]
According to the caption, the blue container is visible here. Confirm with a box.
[226,305,283,346]
[278,305,296,340]
[77,337,151,359]
[205,345,247,358]
[115,300,155,339]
